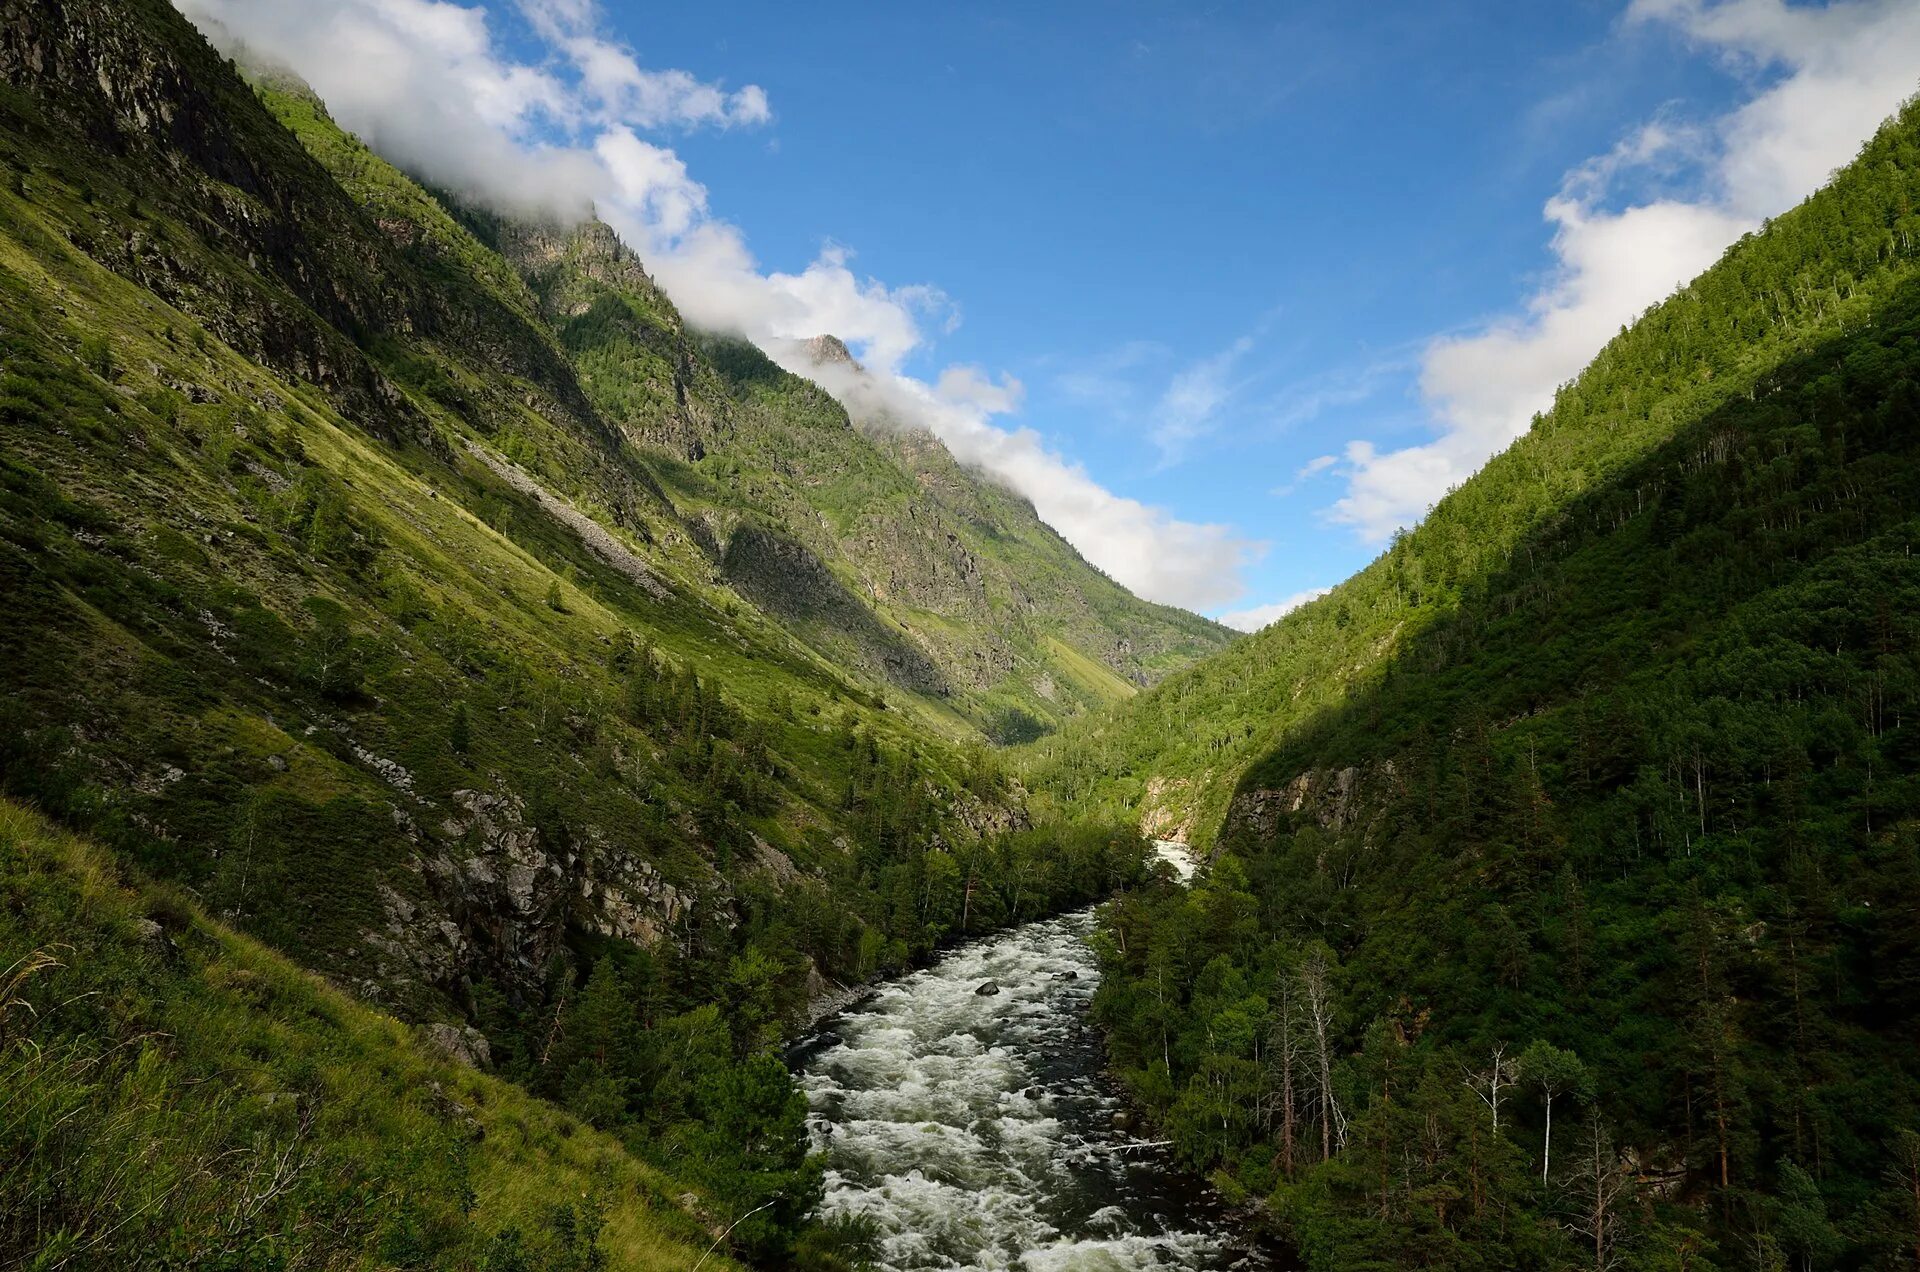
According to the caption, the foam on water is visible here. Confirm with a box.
[798,909,1266,1271]
[1150,841,1198,883]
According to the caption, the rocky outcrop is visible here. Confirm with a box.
[1140,774,1200,843]
[723,523,950,696]
[580,845,693,948]
[419,1021,492,1070]
[799,959,872,1031]
[803,334,856,367]
[358,786,703,1009]
[425,789,570,980]
[1226,761,1395,841]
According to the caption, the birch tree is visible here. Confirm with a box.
[1466,1041,1517,1132]
[1521,1039,1591,1183]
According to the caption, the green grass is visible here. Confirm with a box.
[0,797,735,1271]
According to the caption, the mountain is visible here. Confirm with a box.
[0,0,1177,1263]
[10,0,1919,1268]
[1064,94,1920,1269]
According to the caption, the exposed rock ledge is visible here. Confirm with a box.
[800,960,875,1031]
[1226,760,1396,841]
[1139,773,1202,843]
[464,441,668,599]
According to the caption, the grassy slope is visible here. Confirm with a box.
[0,149,930,994]
[0,0,1031,1010]
[252,69,1226,740]
[1020,97,1920,850]
[0,797,734,1270]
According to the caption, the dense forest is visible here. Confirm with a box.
[1083,98,1920,1272]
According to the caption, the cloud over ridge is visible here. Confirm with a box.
[173,0,1255,612]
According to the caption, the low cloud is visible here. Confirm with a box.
[787,350,1261,611]
[1218,587,1332,633]
[177,0,766,222]
[1330,0,1920,543]
[174,0,1257,612]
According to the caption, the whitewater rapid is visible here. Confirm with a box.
[796,905,1268,1271]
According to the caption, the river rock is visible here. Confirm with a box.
[1055,970,1078,981]
[974,980,1000,996]
[1111,1110,1134,1131]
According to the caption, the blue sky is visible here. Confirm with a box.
[185,0,1920,625]
[606,1,1734,612]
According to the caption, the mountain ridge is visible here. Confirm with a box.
[0,1,1175,1260]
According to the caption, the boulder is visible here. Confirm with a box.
[419,1021,492,1070]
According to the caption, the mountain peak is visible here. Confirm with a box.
[803,333,857,367]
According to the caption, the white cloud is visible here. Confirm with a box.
[786,348,1261,611]
[1218,587,1332,633]
[1330,0,1920,543]
[1153,334,1255,464]
[174,0,769,220]
[1271,453,1337,497]
[560,36,770,130]
[173,0,1256,612]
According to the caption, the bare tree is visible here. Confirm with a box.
[1299,948,1347,1160]
[1466,1041,1517,1132]
[1563,1111,1635,1272]
[1264,967,1304,1178]
[1892,1129,1920,1272]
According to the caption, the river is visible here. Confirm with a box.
[794,864,1274,1271]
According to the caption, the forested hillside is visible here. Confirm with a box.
[1081,97,1920,1270]
[1022,97,1920,852]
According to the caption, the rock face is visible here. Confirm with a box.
[799,960,872,1031]
[353,788,699,1010]
[804,334,855,366]
[431,789,569,979]
[1226,762,1395,842]
[419,1021,492,1070]
[722,523,950,696]
[1139,774,1200,843]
